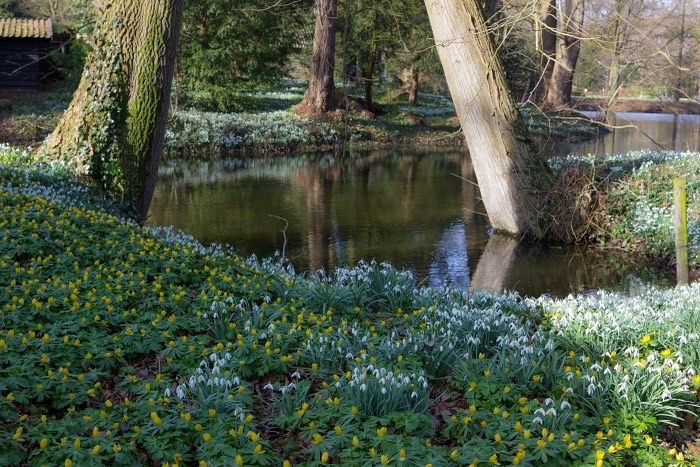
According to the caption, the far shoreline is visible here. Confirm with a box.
[574,97,700,115]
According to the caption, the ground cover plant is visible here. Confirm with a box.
[0,146,698,465]
[1,81,603,160]
[549,150,700,271]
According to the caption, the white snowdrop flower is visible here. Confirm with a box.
[233,377,240,385]
[532,417,543,425]
[335,382,341,388]
[411,391,418,399]
[288,383,296,391]
[679,335,688,345]
[189,376,196,388]
[544,398,554,406]
[381,387,387,395]
[587,383,597,395]
[661,389,672,401]
[346,352,354,359]
[279,386,287,395]
[534,408,546,417]
[264,383,273,391]
[545,340,554,351]
[197,375,205,384]
[590,363,602,372]
[360,384,367,392]
[176,385,185,399]
[206,379,213,387]
[291,371,301,380]
[560,400,571,410]
[164,388,172,397]
[546,408,557,417]
[210,353,217,362]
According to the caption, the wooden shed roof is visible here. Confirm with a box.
[0,18,53,40]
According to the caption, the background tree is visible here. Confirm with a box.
[41,0,184,221]
[424,0,553,237]
[297,0,338,115]
[177,0,309,110]
[544,0,585,107]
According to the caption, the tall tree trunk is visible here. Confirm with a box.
[544,0,584,108]
[606,0,625,101]
[408,67,419,105]
[424,0,553,238]
[674,0,687,102]
[41,0,185,222]
[297,0,337,115]
[533,0,557,103]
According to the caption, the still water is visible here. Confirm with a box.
[148,113,692,297]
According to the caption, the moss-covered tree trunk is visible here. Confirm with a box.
[543,0,584,108]
[297,0,337,115]
[41,0,185,222]
[424,0,552,238]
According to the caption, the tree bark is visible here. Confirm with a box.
[408,67,419,105]
[544,0,584,108]
[424,0,553,238]
[297,0,337,115]
[533,0,557,103]
[41,0,184,222]
[674,0,687,102]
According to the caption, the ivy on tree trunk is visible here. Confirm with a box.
[41,0,185,222]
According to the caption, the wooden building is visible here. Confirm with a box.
[0,18,53,90]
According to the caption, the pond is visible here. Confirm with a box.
[148,112,694,297]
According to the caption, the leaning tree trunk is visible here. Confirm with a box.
[544,0,584,108]
[297,0,337,115]
[41,0,184,222]
[424,0,553,238]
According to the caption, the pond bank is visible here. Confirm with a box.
[574,97,700,115]
[0,88,605,159]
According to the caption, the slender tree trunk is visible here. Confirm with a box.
[674,0,687,102]
[297,0,337,115]
[424,0,553,238]
[544,0,584,108]
[408,67,419,105]
[41,0,185,222]
[606,0,624,100]
[533,0,557,103]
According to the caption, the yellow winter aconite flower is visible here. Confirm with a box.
[377,427,387,439]
[40,438,48,449]
[352,436,360,447]
[380,454,390,465]
[202,433,212,442]
[450,449,459,459]
[489,453,499,464]
[640,334,651,345]
[92,445,101,455]
[150,411,162,426]
[321,451,329,463]
[399,449,406,461]
[235,454,243,466]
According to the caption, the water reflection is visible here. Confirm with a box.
[149,149,671,297]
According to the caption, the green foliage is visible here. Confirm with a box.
[0,147,698,465]
[177,0,311,111]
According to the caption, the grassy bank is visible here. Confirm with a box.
[0,83,605,159]
[0,146,698,465]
